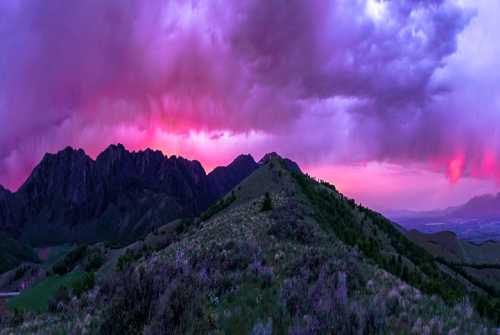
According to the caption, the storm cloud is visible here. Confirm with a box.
[0,0,497,192]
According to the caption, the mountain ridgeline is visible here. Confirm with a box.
[0,144,260,245]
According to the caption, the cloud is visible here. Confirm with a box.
[0,0,495,192]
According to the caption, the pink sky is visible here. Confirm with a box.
[0,0,499,211]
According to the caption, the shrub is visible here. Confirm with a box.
[14,265,28,281]
[261,192,273,212]
[84,251,105,272]
[116,249,138,271]
[48,286,70,313]
[71,272,95,298]
[100,261,211,335]
[268,218,313,244]
[51,245,88,275]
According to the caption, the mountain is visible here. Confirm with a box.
[1,154,498,334]
[258,152,301,172]
[451,193,500,219]
[407,229,500,264]
[391,193,500,221]
[389,193,500,243]
[207,154,259,200]
[0,186,18,235]
[0,145,258,246]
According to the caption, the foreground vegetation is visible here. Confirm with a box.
[7,272,88,313]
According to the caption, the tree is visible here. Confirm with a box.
[261,192,273,212]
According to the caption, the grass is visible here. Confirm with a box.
[7,272,85,313]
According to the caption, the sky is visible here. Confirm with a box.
[0,0,499,211]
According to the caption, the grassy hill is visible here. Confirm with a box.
[7,272,86,313]
[0,156,498,334]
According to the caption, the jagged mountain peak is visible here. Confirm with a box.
[207,154,259,200]
[258,151,281,163]
[50,145,87,156]
[259,152,301,173]
[0,145,262,245]
[96,143,130,164]
[230,153,256,166]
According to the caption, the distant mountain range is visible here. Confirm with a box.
[0,144,265,245]
[452,193,500,219]
[390,193,500,220]
[389,193,500,243]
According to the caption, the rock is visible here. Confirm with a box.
[0,145,259,245]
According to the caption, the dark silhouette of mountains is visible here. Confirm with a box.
[0,185,21,234]
[0,144,264,245]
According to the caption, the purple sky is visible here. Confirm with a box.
[0,0,499,211]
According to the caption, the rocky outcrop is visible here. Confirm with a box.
[0,145,274,245]
[258,152,301,173]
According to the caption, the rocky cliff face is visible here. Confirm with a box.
[18,147,101,216]
[0,145,262,245]
[0,186,18,235]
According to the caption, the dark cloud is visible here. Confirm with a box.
[0,0,489,190]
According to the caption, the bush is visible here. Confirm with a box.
[116,249,139,271]
[14,265,28,280]
[268,218,313,244]
[84,251,105,272]
[52,245,88,275]
[261,192,273,212]
[71,272,95,298]
[48,286,70,313]
[100,262,211,335]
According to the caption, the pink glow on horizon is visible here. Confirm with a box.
[305,162,499,212]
